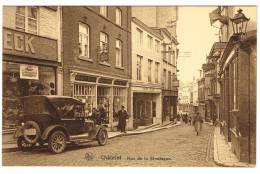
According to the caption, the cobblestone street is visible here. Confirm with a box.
[3,124,217,167]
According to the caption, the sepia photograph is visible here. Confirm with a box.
[1,1,258,169]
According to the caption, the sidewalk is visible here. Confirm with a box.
[213,126,254,167]
[2,122,180,153]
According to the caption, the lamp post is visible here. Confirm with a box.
[230,9,250,40]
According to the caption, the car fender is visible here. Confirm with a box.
[41,125,69,141]
[88,125,107,139]
[13,126,23,139]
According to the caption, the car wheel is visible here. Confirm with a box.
[48,131,67,154]
[97,129,108,146]
[17,136,35,152]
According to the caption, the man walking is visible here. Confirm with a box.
[193,112,203,136]
[117,105,129,133]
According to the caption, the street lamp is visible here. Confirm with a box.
[230,9,250,39]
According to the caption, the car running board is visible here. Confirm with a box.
[69,133,90,141]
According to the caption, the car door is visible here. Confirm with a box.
[59,101,85,135]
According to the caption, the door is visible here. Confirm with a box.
[58,102,85,135]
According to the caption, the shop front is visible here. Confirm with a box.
[132,87,162,129]
[2,28,59,129]
[70,71,128,131]
[162,90,178,123]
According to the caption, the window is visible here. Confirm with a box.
[136,28,143,45]
[116,8,122,26]
[147,35,153,49]
[172,50,175,66]
[99,32,109,62]
[100,6,107,17]
[78,23,90,58]
[116,39,123,67]
[148,59,152,82]
[155,40,160,52]
[16,6,38,34]
[155,62,159,83]
[137,55,142,80]
[168,71,171,89]
[163,69,167,89]
[168,46,172,63]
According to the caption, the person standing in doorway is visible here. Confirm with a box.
[118,105,129,133]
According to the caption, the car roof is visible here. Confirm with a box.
[20,95,83,104]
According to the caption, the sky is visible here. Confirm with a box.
[176,6,219,83]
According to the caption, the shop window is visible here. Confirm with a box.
[115,8,122,26]
[73,84,96,117]
[2,62,55,128]
[15,6,38,34]
[100,6,107,17]
[113,87,126,122]
[78,23,90,59]
[97,87,111,124]
[115,39,123,67]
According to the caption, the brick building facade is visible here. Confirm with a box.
[62,6,131,130]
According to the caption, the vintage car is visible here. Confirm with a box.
[13,95,108,154]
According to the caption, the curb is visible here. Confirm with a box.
[109,122,180,139]
[213,127,254,167]
[2,123,180,153]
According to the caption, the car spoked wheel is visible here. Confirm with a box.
[48,131,67,154]
[97,129,108,146]
[17,136,35,152]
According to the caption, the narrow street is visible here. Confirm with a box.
[3,123,217,167]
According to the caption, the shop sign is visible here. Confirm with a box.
[3,28,58,62]
[75,74,97,82]
[98,78,112,84]
[114,80,127,86]
[20,64,39,80]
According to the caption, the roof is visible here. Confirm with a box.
[132,17,164,40]
[208,42,227,58]
[151,27,179,45]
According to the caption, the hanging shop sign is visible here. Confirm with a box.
[3,27,58,62]
[20,64,39,80]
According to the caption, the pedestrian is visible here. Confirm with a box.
[117,105,129,133]
[212,113,217,126]
[188,115,192,125]
[98,104,107,124]
[193,112,203,136]
[90,108,101,125]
